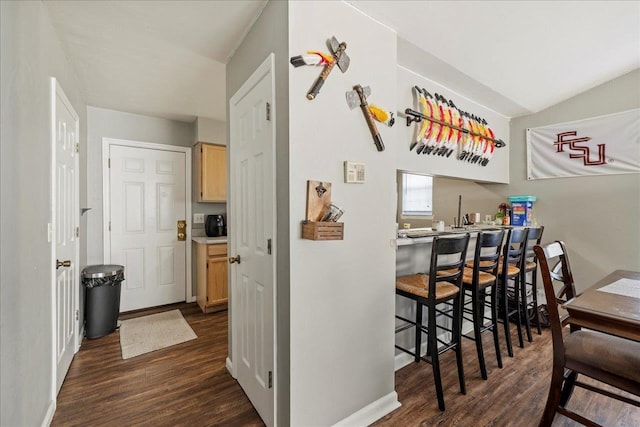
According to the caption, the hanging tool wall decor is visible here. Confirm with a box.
[290,36,350,100]
[405,86,505,166]
[346,84,394,152]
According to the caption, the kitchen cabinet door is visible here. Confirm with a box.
[195,142,226,202]
[196,242,228,313]
[206,255,228,307]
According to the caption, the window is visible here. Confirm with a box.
[400,172,433,216]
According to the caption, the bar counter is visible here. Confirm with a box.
[396,225,509,276]
[394,224,528,366]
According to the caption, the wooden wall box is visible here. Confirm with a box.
[301,221,344,240]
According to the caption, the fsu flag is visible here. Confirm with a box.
[526,109,640,180]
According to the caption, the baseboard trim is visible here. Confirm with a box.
[225,357,234,377]
[78,324,85,348]
[331,391,401,427]
[41,399,56,427]
[395,350,418,371]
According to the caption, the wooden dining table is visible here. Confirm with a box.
[563,269,640,342]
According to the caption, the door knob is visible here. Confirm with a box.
[56,259,71,269]
[228,255,241,264]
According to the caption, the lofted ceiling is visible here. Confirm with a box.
[45,1,640,123]
[350,0,640,117]
[45,0,268,122]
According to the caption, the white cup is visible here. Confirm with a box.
[433,220,445,231]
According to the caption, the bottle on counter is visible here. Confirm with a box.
[502,209,510,225]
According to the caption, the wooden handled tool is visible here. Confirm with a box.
[306,37,349,100]
[346,85,385,152]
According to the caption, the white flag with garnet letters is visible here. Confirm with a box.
[526,109,640,180]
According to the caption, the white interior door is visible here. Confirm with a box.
[230,55,276,426]
[107,144,187,312]
[52,78,80,394]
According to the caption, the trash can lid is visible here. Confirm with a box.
[82,264,124,279]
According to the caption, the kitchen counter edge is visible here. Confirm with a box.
[192,237,227,245]
[397,225,534,246]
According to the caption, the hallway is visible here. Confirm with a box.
[52,303,263,426]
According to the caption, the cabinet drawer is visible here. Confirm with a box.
[207,243,227,256]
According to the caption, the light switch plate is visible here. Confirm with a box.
[193,213,205,224]
[344,161,365,183]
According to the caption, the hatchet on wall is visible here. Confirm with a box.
[290,36,349,100]
[346,85,388,152]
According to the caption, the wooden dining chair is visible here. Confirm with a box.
[534,241,640,427]
[395,233,470,411]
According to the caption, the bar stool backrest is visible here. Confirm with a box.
[524,226,545,266]
[473,230,505,279]
[502,228,528,273]
[430,234,470,299]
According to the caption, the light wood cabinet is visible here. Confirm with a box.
[196,242,228,313]
[194,142,226,202]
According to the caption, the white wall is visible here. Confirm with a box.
[86,106,195,265]
[194,116,227,145]
[396,66,510,184]
[433,177,506,226]
[482,69,640,292]
[1,2,86,425]
[289,2,399,425]
[394,65,512,229]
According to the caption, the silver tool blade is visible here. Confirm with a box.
[329,36,350,72]
[345,90,359,109]
[329,36,340,54]
[346,86,371,109]
[337,51,350,72]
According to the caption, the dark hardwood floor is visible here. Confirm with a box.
[53,304,639,426]
[52,303,264,427]
[376,326,640,427]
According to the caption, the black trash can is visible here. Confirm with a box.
[82,264,125,339]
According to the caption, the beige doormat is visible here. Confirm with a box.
[119,309,197,359]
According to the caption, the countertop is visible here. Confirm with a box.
[192,236,227,245]
[396,225,515,246]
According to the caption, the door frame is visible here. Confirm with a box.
[228,53,278,424]
[101,138,193,305]
[49,77,80,401]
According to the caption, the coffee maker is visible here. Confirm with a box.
[205,214,226,237]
